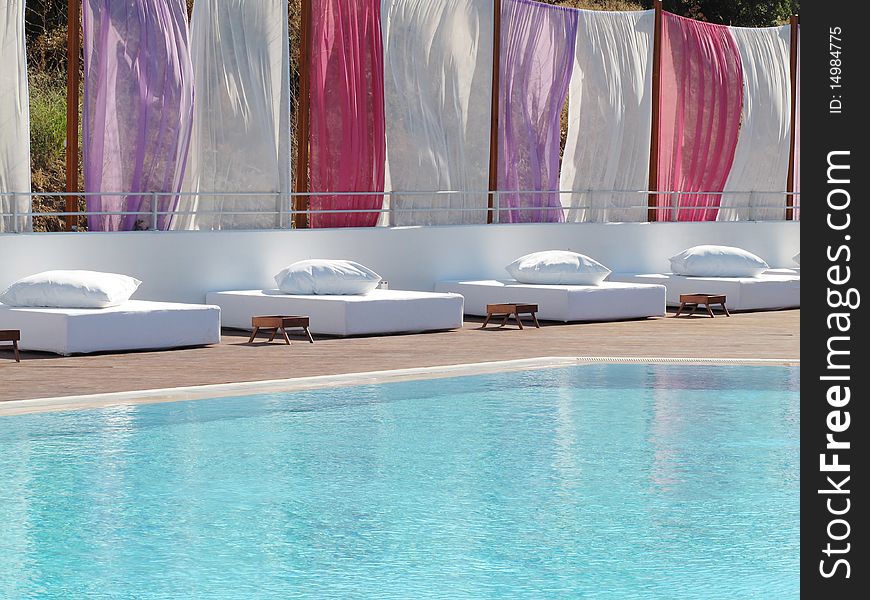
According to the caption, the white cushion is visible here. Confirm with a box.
[505,251,611,285]
[792,252,800,266]
[669,245,769,277]
[274,259,381,295]
[0,301,221,355]
[208,289,463,336]
[0,270,141,308]
[435,280,665,322]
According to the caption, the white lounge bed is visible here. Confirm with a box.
[433,280,666,322]
[608,273,800,311]
[0,301,221,356]
[207,289,464,336]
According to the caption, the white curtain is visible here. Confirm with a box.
[560,10,654,223]
[381,0,493,226]
[0,0,31,233]
[175,0,292,230]
[719,26,791,221]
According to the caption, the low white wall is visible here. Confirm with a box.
[0,222,800,304]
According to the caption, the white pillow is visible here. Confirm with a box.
[0,270,141,308]
[792,252,800,266]
[669,245,769,277]
[274,259,381,295]
[506,250,611,285]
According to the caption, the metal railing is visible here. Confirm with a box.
[0,189,801,233]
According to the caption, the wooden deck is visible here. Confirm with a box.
[0,310,799,403]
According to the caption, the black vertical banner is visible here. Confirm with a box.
[802,1,868,596]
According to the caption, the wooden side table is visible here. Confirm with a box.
[1,330,21,362]
[481,303,541,330]
[674,294,730,318]
[249,316,314,345]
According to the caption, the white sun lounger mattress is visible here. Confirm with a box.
[0,300,221,355]
[433,280,666,322]
[608,273,800,311]
[207,289,464,336]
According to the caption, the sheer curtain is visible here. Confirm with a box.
[83,0,194,231]
[656,12,743,222]
[560,10,654,223]
[309,0,385,228]
[175,0,292,231]
[719,26,791,221]
[498,0,575,224]
[0,0,31,233]
[382,0,494,226]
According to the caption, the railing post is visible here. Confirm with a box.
[151,192,158,230]
[293,0,312,229]
[786,14,799,221]
[66,0,81,231]
[384,191,392,227]
[492,190,500,224]
[487,0,502,225]
[647,0,663,223]
[11,193,19,232]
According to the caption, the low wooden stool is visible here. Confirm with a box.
[249,316,314,345]
[674,294,730,318]
[481,303,541,330]
[1,330,21,362]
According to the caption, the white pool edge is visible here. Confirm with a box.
[1,356,800,417]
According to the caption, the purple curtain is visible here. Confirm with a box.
[83,0,194,231]
[498,0,576,223]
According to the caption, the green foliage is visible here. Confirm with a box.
[662,0,799,26]
[28,76,67,193]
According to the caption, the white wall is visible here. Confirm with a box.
[0,222,799,304]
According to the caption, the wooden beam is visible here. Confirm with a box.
[786,14,799,221]
[487,0,502,224]
[647,0,663,222]
[65,0,80,231]
[293,0,312,229]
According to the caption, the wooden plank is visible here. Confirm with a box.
[786,14,799,221]
[487,0,502,224]
[647,0,663,223]
[65,0,81,231]
[293,0,313,229]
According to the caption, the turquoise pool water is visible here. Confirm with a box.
[0,364,799,599]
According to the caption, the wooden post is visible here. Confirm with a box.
[647,0,663,222]
[487,0,502,224]
[786,14,799,221]
[65,0,80,231]
[293,0,312,229]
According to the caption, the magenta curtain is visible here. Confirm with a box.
[83,0,194,231]
[498,0,575,224]
[309,0,385,228]
[657,12,743,222]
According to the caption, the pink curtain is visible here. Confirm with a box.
[309,0,385,228]
[657,12,743,222]
[498,0,575,224]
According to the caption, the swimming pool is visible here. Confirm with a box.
[0,364,798,599]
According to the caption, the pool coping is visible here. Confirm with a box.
[1,356,800,417]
